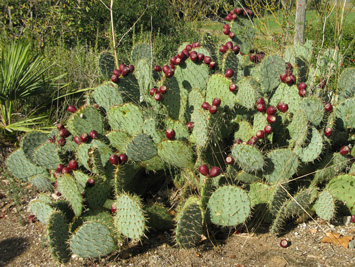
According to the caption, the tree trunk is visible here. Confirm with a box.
[294,0,306,45]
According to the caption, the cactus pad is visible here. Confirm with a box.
[157,140,194,168]
[335,98,355,130]
[6,148,47,181]
[259,55,285,93]
[126,133,157,162]
[108,104,144,135]
[207,185,250,226]
[114,193,146,240]
[70,221,118,258]
[264,149,299,185]
[313,190,336,220]
[57,174,83,217]
[175,197,203,248]
[232,144,264,172]
[98,51,115,79]
[92,82,123,111]
[47,211,71,263]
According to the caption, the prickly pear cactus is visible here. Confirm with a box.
[5,5,355,262]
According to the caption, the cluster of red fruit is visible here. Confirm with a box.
[201,98,221,114]
[53,162,77,178]
[280,62,296,85]
[109,152,127,166]
[149,85,168,101]
[198,164,221,178]
[249,49,265,63]
[153,42,217,78]
[220,40,240,54]
[111,64,134,84]
[225,7,254,21]
[51,123,71,147]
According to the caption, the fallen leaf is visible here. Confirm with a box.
[321,232,353,249]
[309,228,318,234]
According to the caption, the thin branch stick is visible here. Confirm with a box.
[99,0,110,10]
[150,15,153,70]
[109,0,119,68]
[310,1,337,91]
[116,5,150,49]
[325,0,347,97]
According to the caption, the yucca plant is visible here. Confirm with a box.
[0,40,61,134]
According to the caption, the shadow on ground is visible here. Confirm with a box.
[0,237,28,267]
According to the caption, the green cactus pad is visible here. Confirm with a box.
[126,133,157,162]
[34,143,61,170]
[335,98,355,130]
[230,18,255,54]
[270,83,301,114]
[287,109,309,147]
[71,106,104,136]
[236,77,259,109]
[140,155,165,171]
[295,40,313,62]
[313,190,336,221]
[28,173,53,191]
[131,43,151,66]
[85,180,111,209]
[205,74,236,109]
[106,130,131,152]
[190,108,209,148]
[76,140,112,171]
[192,46,212,58]
[30,199,54,224]
[294,127,323,163]
[135,58,153,99]
[313,153,348,184]
[52,200,75,223]
[298,96,325,126]
[6,148,47,181]
[222,50,239,75]
[338,68,355,102]
[248,182,270,207]
[118,73,140,104]
[57,174,83,217]
[252,113,269,134]
[175,197,203,248]
[326,174,355,215]
[108,103,144,135]
[92,82,123,111]
[259,55,285,93]
[21,131,48,163]
[114,193,146,240]
[114,163,142,193]
[73,170,90,189]
[234,120,254,142]
[98,51,115,79]
[175,59,209,91]
[264,149,299,185]
[268,185,290,217]
[200,175,214,210]
[157,140,194,168]
[47,211,71,263]
[207,185,250,226]
[70,221,118,258]
[232,144,264,172]
[160,76,184,121]
[146,203,173,231]
[270,188,314,234]
[236,171,261,184]
[164,118,189,140]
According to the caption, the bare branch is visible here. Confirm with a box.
[116,5,151,49]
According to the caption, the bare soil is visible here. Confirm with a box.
[1,179,354,267]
